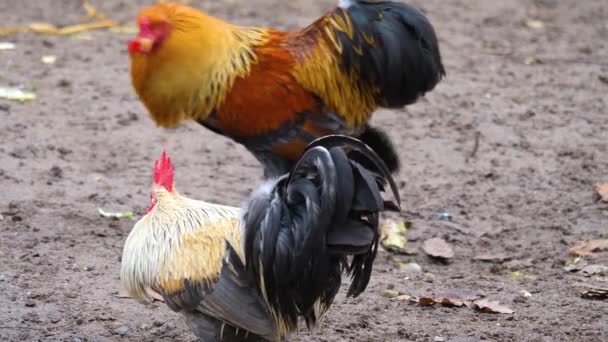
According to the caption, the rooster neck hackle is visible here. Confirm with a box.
[286,16,378,128]
[120,189,243,303]
[130,3,270,127]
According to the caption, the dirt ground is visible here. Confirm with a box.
[1,0,607,341]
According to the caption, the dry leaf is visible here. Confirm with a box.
[436,289,484,307]
[473,299,514,314]
[594,183,608,202]
[418,297,437,306]
[570,240,608,257]
[423,238,454,259]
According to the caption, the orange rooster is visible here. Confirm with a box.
[128,0,445,177]
[120,135,400,341]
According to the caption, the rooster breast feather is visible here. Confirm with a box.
[120,201,277,341]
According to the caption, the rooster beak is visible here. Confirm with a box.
[129,37,154,54]
[137,37,154,53]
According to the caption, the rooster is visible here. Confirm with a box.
[128,0,445,177]
[120,135,400,341]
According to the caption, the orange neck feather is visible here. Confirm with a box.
[130,3,270,127]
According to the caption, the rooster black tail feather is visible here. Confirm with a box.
[242,134,400,331]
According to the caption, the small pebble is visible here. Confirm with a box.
[399,262,423,273]
[382,290,400,298]
[113,325,129,336]
[434,337,445,342]
[520,290,532,298]
[439,212,452,221]
[25,299,36,307]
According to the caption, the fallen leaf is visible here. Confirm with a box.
[594,183,608,202]
[581,265,608,277]
[570,240,608,257]
[473,299,514,314]
[418,297,437,306]
[0,42,15,50]
[436,289,484,307]
[0,87,37,101]
[98,208,134,220]
[423,238,454,259]
[380,220,410,253]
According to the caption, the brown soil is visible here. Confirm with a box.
[1,0,607,341]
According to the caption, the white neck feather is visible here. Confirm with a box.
[338,0,354,9]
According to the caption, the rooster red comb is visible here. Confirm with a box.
[153,150,174,192]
